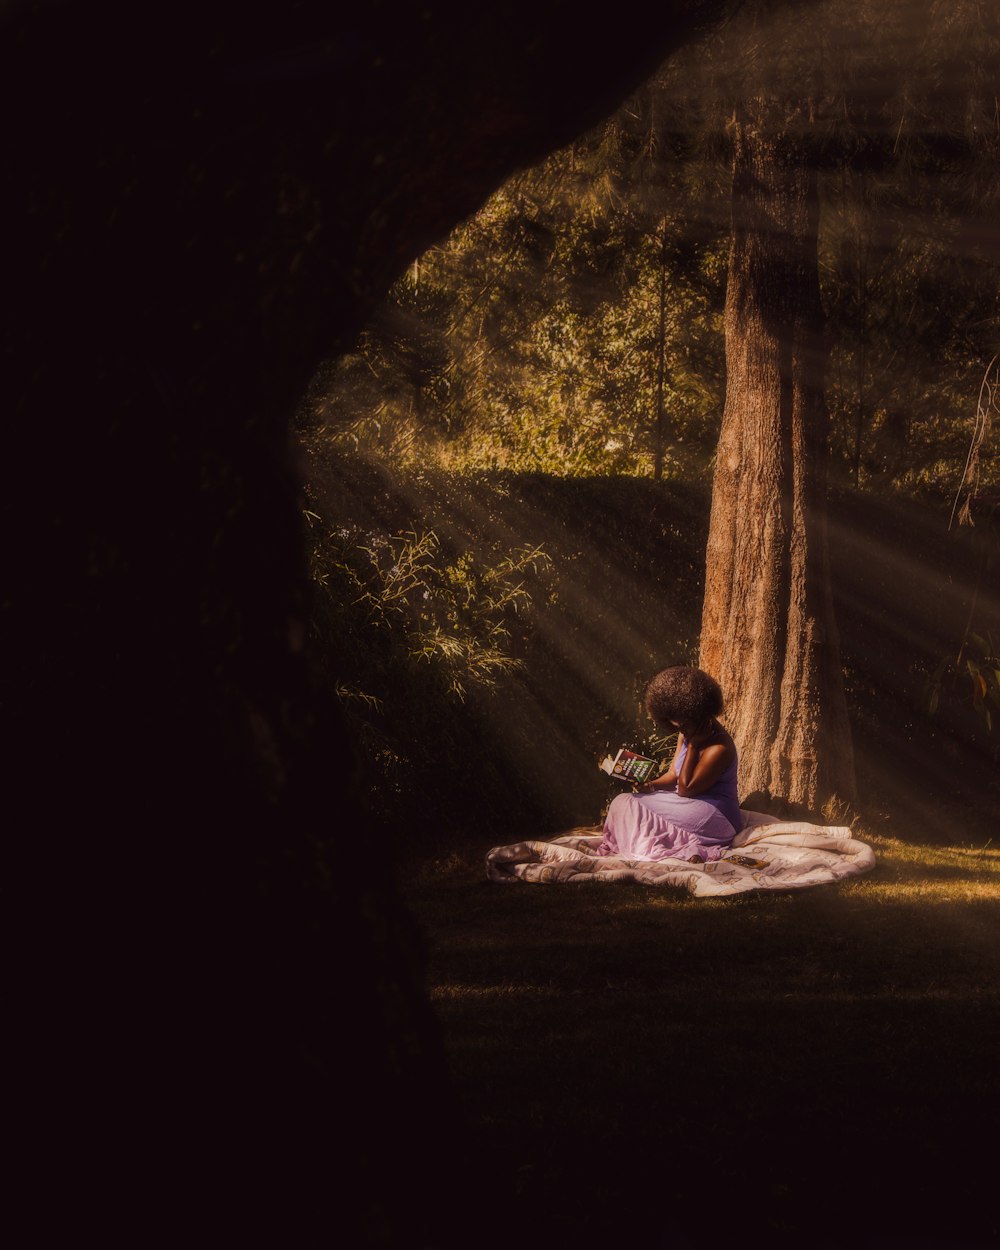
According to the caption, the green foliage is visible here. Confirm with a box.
[301,455,710,838]
[927,631,1000,732]
[351,527,552,699]
[925,503,1000,735]
[306,507,554,706]
[929,631,1000,733]
[299,0,1000,497]
[300,115,729,478]
[303,460,566,836]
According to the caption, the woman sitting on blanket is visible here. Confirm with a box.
[596,665,741,865]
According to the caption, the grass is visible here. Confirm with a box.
[402,829,1000,1250]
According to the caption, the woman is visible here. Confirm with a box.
[596,665,741,864]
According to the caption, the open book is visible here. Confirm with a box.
[598,748,659,785]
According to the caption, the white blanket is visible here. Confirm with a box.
[486,809,875,897]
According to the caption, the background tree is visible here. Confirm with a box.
[700,94,854,810]
[685,0,1000,810]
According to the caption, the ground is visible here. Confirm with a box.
[403,832,1000,1249]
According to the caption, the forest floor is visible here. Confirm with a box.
[401,828,1000,1250]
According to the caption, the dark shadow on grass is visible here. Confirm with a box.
[406,856,999,1250]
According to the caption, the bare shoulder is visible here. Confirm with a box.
[708,726,736,762]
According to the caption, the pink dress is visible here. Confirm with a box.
[596,741,740,863]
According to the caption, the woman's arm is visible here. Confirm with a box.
[676,739,735,797]
[678,737,698,789]
[638,735,684,790]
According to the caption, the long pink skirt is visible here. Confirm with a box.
[596,790,737,863]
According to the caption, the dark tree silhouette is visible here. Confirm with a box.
[2,1,743,1245]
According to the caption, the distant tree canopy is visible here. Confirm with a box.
[302,0,1000,500]
[301,110,731,477]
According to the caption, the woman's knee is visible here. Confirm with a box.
[607,792,638,817]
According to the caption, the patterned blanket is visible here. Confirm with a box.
[486,810,875,897]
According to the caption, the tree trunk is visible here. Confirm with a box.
[700,100,855,813]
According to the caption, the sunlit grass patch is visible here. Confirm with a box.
[431,982,560,1002]
[850,831,1000,903]
[867,830,999,867]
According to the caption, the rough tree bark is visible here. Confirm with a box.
[700,99,856,812]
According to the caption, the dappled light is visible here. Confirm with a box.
[301,448,998,846]
[301,454,707,837]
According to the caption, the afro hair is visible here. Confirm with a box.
[643,665,723,729]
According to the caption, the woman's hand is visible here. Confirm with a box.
[638,755,680,794]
